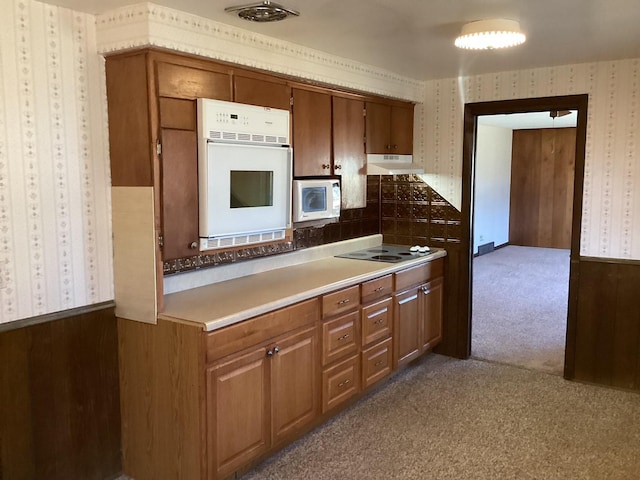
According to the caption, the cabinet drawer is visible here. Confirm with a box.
[322,354,360,413]
[206,298,320,363]
[394,258,444,292]
[361,275,393,304]
[362,337,393,389]
[322,285,360,319]
[361,297,392,347]
[322,311,359,366]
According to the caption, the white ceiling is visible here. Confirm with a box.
[478,111,577,130]
[45,0,640,80]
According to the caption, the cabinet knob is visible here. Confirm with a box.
[189,241,198,249]
[334,164,342,170]
[338,379,350,388]
[392,144,398,150]
[267,346,280,357]
[322,163,331,169]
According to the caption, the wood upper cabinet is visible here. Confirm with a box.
[292,88,332,176]
[333,96,366,208]
[365,101,414,155]
[233,74,291,110]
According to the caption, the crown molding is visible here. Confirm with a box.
[96,2,423,102]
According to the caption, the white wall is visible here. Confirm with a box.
[421,60,640,260]
[0,0,113,324]
[473,125,513,254]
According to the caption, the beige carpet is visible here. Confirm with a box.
[472,246,570,375]
[243,354,640,479]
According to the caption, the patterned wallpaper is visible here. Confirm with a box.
[421,59,640,259]
[0,0,113,324]
[95,2,424,103]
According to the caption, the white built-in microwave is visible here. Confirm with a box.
[292,179,341,223]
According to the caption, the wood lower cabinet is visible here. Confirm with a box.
[118,258,444,480]
[208,325,318,479]
[270,327,318,445]
[394,258,445,368]
[208,347,270,478]
[394,287,422,367]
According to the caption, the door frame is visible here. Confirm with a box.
[459,94,588,379]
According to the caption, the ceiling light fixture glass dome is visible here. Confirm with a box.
[455,19,526,50]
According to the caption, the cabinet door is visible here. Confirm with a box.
[333,96,366,208]
[208,347,270,479]
[271,327,318,445]
[292,88,332,176]
[421,277,444,351]
[156,61,231,100]
[160,128,199,260]
[234,75,291,110]
[390,104,414,154]
[393,287,422,367]
[365,102,391,154]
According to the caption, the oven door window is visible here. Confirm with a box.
[230,170,274,208]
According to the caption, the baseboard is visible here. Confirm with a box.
[473,241,509,257]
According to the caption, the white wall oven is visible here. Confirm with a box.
[197,98,292,250]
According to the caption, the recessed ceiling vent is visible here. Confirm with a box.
[224,1,300,22]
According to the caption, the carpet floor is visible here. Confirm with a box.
[243,354,640,479]
[472,246,570,375]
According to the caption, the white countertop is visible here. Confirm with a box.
[159,242,446,332]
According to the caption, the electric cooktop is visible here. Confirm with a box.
[335,244,432,263]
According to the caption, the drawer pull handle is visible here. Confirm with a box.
[374,286,385,292]
[338,333,350,341]
[338,379,350,388]
[375,360,384,367]
[337,299,350,305]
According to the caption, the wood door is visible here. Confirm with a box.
[292,88,332,176]
[156,61,232,100]
[509,127,576,248]
[393,287,421,367]
[365,102,391,154]
[421,277,444,351]
[333,96,366,208]
[390,104,414,154]
[208,347,270,479]
[234,75,291,110]
[160,128,199,260]
[270,327,318,445]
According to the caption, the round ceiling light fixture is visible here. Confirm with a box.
[224,1,299,22]
[455,19,526,50]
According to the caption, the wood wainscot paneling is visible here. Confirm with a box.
[0,307,121,480]
[570,257,640,391]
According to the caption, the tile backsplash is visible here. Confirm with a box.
[163,175,461,275]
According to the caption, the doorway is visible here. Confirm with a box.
[457,95,588,379]
[471,111,577,374]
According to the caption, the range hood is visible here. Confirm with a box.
[366,154,424,175]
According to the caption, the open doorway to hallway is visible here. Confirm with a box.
[470,111,576,375]
[459,96,588,379]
